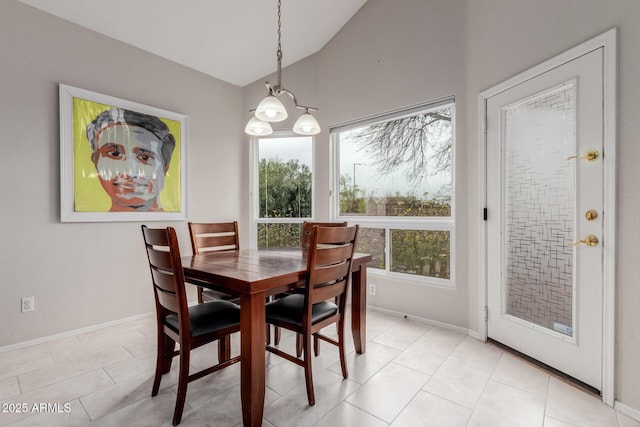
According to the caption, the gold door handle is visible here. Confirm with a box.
[567,149,599,162]
[569,235,599,247]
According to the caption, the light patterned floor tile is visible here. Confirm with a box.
[328,340,400,384]
[467,380,545,427]
[345,362,429,423]
[390,390,471,427]
[371,319,430,351]
[83,388,180,427]
[364,310,402,341]
[80,373,163,421]
[264,369,360,427]
[393,327,465,375]
[0,377,20,401]
[491,352,550,396]
[315,402,388,427]
[422,354,494,409]
[546,377,618,427]
[618,412,640,427]
[0,351,55,382]
[17,346,131,393]
[544,416,578,426]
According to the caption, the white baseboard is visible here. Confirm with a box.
[615,401,640,422]
[467,329,485,341]
[0,312,153,354]
[367,305,470,336]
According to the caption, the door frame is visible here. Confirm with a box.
[476,28,617,405]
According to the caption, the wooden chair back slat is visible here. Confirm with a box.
[141,226,169,246]
[147,249,173,271]
[155,288,180,313]
[311,261,351,288]
[151,267,178,294]
[311,278,348,304]
[190,222,238,234]
[314,244,353,266]
[188,222,239,255]
[195,234,238,251]
[301,221,348,251]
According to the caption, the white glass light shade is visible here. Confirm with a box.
[245,117,273,136]
[293,112,321,135]
[255,95,288,122]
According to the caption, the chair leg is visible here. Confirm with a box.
[218,335,231,363]
[197,286,204,304]
[172,346,191,426]
[275,326,281,345]
[302,333,315,406]
[313,334,320,357]
[296,334,303,358]
[338,320,348,379]
[153,334,175,396]
[266,324,271,344]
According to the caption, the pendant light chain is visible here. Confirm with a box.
[277,0,282,62]
[245,0,321,136]
[275,0,283,90]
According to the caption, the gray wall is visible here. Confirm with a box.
[3,0,639,414]
[244,0,640,413]
[0,1,245,345]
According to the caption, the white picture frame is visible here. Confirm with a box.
[59,84,188,222]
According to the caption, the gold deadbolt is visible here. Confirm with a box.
[585,210,598,221]
[569,235,599,247]
[567,149,599,162]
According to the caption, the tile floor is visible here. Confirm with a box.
[0,309,638,427]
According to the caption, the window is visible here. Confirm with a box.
[332,98,455,284]
[252,134,313,249]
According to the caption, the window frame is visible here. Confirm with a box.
[330,97,456,287]
[249,130,316,248]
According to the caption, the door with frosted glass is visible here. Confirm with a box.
[486,48,603,389]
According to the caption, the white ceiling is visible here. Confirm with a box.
[18,0,368,87]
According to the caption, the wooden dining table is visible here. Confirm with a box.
[182,248,372,427]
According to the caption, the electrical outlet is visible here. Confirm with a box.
[21,297,35,313]
[369,283,376,296]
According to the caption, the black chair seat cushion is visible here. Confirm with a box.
[165,300,240,337]
[266,294,337,327]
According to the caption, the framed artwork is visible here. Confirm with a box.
[59,84,188,222]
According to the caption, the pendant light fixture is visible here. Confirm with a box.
[245,0,321,136]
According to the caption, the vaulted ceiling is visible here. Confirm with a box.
[18,0,368,87]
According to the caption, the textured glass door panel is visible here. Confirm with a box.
[502,81,575,337]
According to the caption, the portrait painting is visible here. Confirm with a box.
[60,84,188,222]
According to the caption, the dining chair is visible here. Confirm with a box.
[188,221,277,344]
[265,224,359,406]
[141,225,241,426]
[188,221,240,304]
[285,221,348,352]
[270,221,349,347]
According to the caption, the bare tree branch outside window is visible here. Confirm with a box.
[352,107,452,189]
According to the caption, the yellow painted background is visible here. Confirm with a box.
[73,98,181,212]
